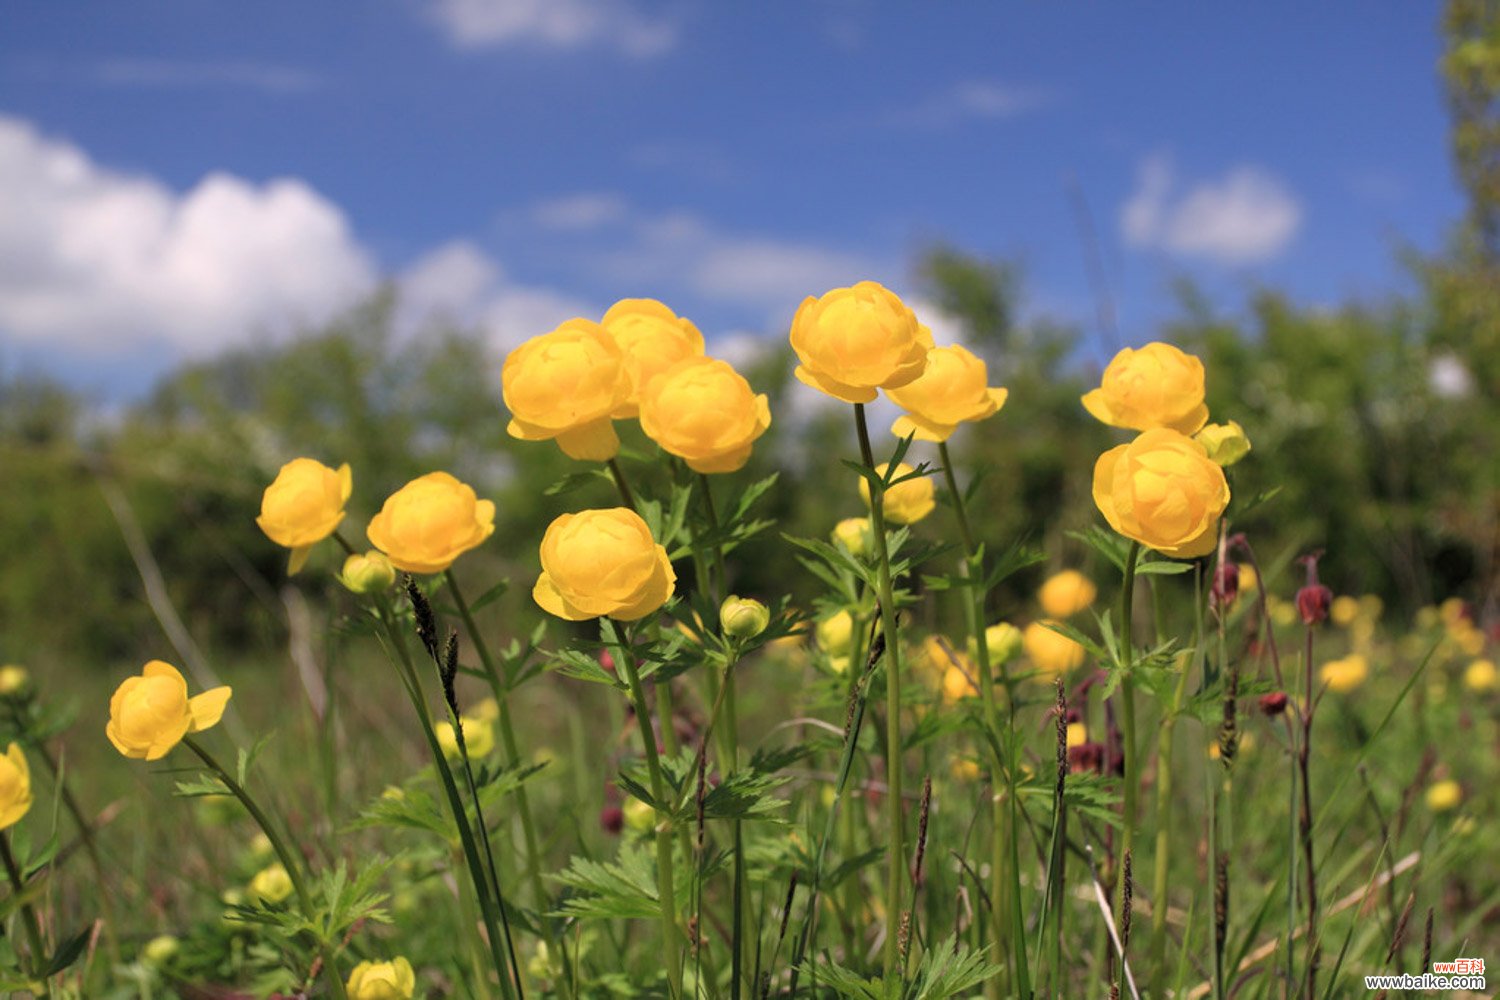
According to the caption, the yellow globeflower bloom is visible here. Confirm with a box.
[367,472,496,575]
[0,665,29,698]
[600,298,706,416]
[816,610,854,657]
[1463,658,1497,692]
[0,744,32,830]
[1425,779,1462,813]
[1065,722,1087,748]
[638,357,771,473]
[533,508,675,621]
[107,661,232,761]
[1093,429,1230,559]
[832,517,871,555]
[1081,342,1210,434]
[1193,421,1251,467]
[941,664,976,703]
[436,717,495,760]
[256,458,352,574]
[969,622,1024,665]
[1023,621,1087,675]
[249,863,293,904]
[346,957,417,1000]
[1038,570,1097,619]
[1319,654,1369,693]
[1329,595,1359,628]
[502,318,632,461]
[858,462,935,525]
[789,281,930,403]
[886,343,1008,442]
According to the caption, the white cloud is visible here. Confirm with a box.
[888,80,1052,128]
[1121,153,1301,265]
[531,192,630,230]
[93,58,320,94]
[0,114,375,356]
[427,0,677,56]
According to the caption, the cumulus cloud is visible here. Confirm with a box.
[1121,153,1301,265]
[0,114,375,356]
[427,0,677,56]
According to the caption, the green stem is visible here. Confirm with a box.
[608,459,637,511]
[1150,571,1199,983]
[1115,543,1141,943]
[0,832,48,990]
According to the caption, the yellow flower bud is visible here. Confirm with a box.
[1038,570,1097,620]
[1425,779,1462,813]
[436,717,494,760]
[968,622,1024,665]
[858,462,935,526]
[256,458,351,574]
[502,318,632,461]
[338,551,396,594]
[1092,429,1230,559]
[142,934,180,966]
[720,596,770,639]
[1023,621,1086,676]
[600,298,706,417]
[815,610,854,657]
[0,744,31,831]
[1081,342,1210,433]
[1318,654,1369,693]
[0,665,29,698]
[789,281,930,403]
[346,956,417,1000]
[533,508,675,621]
[106,661,231,761]
[887,342,1008,442]
[1463,658,1497,692]
[367,472,495,575]
[1194,420,1251,466]
[638,357,771,473]
[832,517,871,556]
[249,863,293,905]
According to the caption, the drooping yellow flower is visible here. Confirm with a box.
[338,551,396,594]
[638,357,771,473]
[1082,342,1209,434]
[600,298,706,416]
[533,508,675,621]
[255,458,352,574]
[0,744,32,831]
[1319,654,1369,693]
[1194,420,1251,467]
[1425,779,1462,813]
[436,717,495,760]
[1092,429,1230,559]
[816,610,854,657]
[106,661,232,761]
[1462,658,1496,692]
[789,281,930,403]
[887,343,1008,441]
[858,462,935,525]
[367,472,496,575]
[502,319,632,461]
[346,957,417,1000]
[832,517,871,555]
[1038,570,1097,619]
[249,863,293,904]
[1023,621,1087,675]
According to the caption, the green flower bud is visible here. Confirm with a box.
[719,595,770,639]
[338,551,396,595]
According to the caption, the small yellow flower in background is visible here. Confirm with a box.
[0,744,32,830]
[1330,595,1359,628]
[1194,420,1252,467]
[471,696,501,721]
[1358,594,1383,622]
[367,472,496,575]
[1267,596,1298,628]
[623,797,654,833]
[1439,597,1467,627]
[533,508,675,621]
[248,832,274,861]
[886,342,1008,441]
[1319,654,1369,693]
[1464,658,1497,692]
[346,956,417,1000]
[1038,570,1097,620]
[789,281,930,403]
[638,357,771,473]
[0,665,29,698]
[1238,563,1259,592]
[503,318,632,461]
[941,664,975,703]
[720,596,770,639]
[1023,621,1087,675]
[1081,341,1210,434]
[338,551,396,595]
[107,661,231,761]
[600,298,706,416]
[1452,624,1486,657]
[1065,722,1087,748]
[832,517,872,556]
[816,610,854,657]
[827,655,852,675]
[436,717,495,760]
[950,757,981,782]
[141,934,179,966]
[913,635,967,686]
[1208,731,1255,759]
[1093,429,1230,559]
[249,863,293,904]
[859,462,935,525]
[968,622,1024,665]
[256,458,352,574]
[1425,779,1462,813]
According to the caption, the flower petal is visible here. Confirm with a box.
[555,419,621,462]
[188,687,233,733]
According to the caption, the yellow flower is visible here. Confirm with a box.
[816,610,854,657]
[1329,595,1359,628]
[502,318,632,461]
[789,281,930,403]
[1319,654,1369,693]
[827,655,851,675]
[1081,342,1210,433]
[1452,624,1485,657]
[0,744,31,831]
[887,343,1008,441]
[106,661,232,761]
[1066,722,1087,748]
[1463,658,1497,692]
[1425,779,1462,813]
[950,757,981,782]
[249,863,293,905]
[1023,621,1086,675]
[471,696,501,721]
[142,935,180,966]
[255,458,352,574]
[623,797,654,832]
[858,462,935,525]
[720,596,770,639]
[968,622,1024,665]
[638,357,771,473]
[1092,429,1230,559]
[367,472,496,575]
[533,508,675,621]
[832,517,871,555]
[1238,563,1259,592]
[436,717,495,759]
[941,664,976,703]
[1208,731,1255,759]
[1038,570,1097,619]
[1194,420,1251,466]
[346,957,416,1000]
[600,298,706,416]
[0,665,29,698]
[338,551,396,594]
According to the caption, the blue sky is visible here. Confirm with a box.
[0,1,1465,399]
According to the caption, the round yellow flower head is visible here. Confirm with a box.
[338,551,397,595]
[969,622,1024,665]
[1319,654,1369,694]
[816,610,854,657]
[256,458,352,574]
[533,508,675,621]
[1082,342,1209,434]
[600,298,706,417]
[367,472,496,575]
[1038,570,1097,620]
[1463,658,1497,692]
[1329,595,1359,628]
[249,863,293,905]
[789,281,930,403]
[1237,562,1258,592]
[503,318,632,461]
[720,595,770,639]
[471,696,501,722]
[941,664,976,703]
[1194,420,1251,467]
[832,517,871,556]
[1093,429,1230,559]
[858,462,935,526]
[638,357,771,473]
[0,744,31,831]
[1425,779,1462,813]
[106,661,232,761]
[141,934,180,966]
[1066,722,1087,749]
[436,717,495,760]
[0,665,29,698]
[1023,621,1087,676]
[346,957,417,1000]
[887,343,1008,442]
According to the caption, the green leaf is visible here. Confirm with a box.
[467,579,510,613]
[544,469,610,496]
[41,926,91,977]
